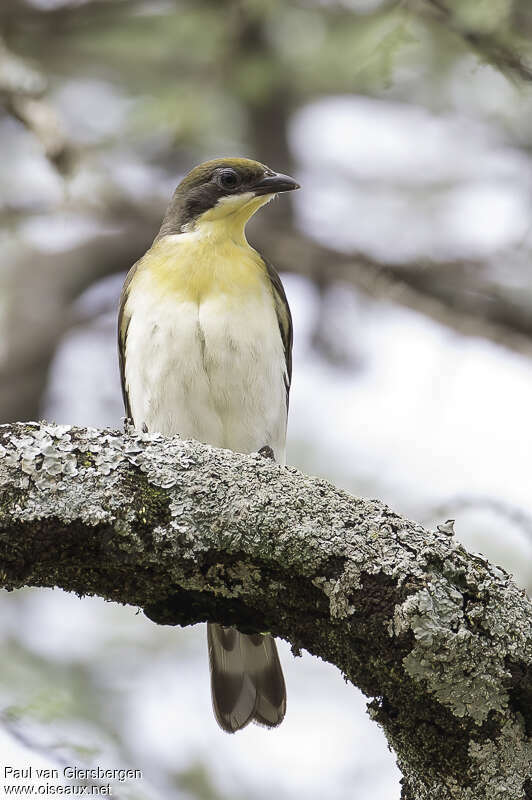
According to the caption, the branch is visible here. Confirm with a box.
[424,0,532,83]
[0,422,530,799]
[250,225,532,359]
[0,37,73,172]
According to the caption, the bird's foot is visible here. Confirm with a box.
[258,445,275,460]
[123,416,135,434]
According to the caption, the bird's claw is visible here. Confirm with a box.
[258,445,275,460]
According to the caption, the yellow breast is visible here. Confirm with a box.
[138,228,268,304]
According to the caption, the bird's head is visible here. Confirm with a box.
[157,157,299,239]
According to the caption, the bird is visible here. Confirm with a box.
[118,157,299,733]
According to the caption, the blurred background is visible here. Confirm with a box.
[1,0,532,797]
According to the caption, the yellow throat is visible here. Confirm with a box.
[137,191,274,303]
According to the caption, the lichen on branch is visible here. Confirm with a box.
[0,421,530,799]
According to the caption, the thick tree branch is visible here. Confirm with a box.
[0,422,530,799]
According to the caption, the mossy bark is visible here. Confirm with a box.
[0,421,530,799]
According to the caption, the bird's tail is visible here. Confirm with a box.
[207,622,286,733]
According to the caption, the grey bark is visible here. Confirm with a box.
[0,421,530,800]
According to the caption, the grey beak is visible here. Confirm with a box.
[253,172,300,195]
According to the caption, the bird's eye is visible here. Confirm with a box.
[216,168,242,191]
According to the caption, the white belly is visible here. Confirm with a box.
[124,281,288,462]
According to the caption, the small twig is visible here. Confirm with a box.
[424,0,532,83]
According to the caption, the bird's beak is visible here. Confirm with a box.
[252,172,300,196]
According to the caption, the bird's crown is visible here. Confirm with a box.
[177,157,268,195]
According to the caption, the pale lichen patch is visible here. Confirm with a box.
[469,719,532,799]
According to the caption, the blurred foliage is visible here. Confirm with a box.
[174,762,239,800]
[1,0,531,159]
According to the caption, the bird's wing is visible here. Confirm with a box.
[264,259,293,409]
[117,261,140,420]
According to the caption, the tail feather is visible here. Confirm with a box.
[241,633,286,727]
[207,623,286,733]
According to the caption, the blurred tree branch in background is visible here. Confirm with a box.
[424,494,532,542]
[0,34,72,170]
[423,0,532,82]
[0,421,530,800]
[251,227,532,359]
